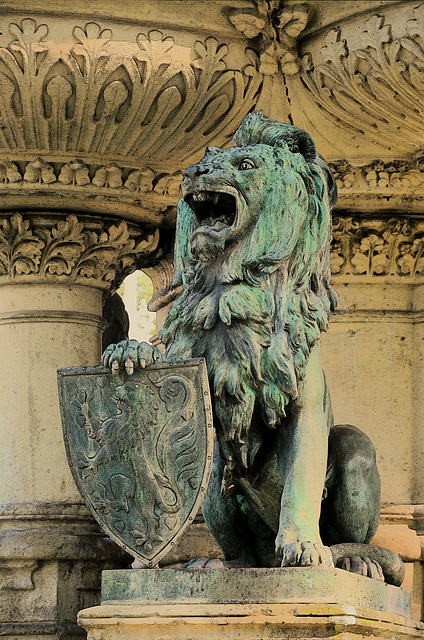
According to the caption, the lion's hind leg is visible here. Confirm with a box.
[320,424,381,547]
[202,442,277,568]
[319,424,397,582]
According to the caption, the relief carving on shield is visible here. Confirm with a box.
[58,358,214,567]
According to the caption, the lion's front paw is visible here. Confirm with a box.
[281,542,334,568]
[102,339,163,375]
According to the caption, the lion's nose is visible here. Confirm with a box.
[184,164,210,179]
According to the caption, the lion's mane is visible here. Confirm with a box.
[160,112,338,472]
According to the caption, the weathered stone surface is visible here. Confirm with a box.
[101,568,411,616]
[79,569,424,640]
[0,503,130,640]
[78,602,424,640]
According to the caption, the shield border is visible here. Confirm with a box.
[58,357,214,567]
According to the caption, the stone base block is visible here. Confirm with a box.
[0,504,131,640]
[78,568,424,640]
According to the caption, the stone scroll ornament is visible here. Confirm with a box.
[58,360,213,567]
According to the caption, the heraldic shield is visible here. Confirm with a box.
[58,358,214,567]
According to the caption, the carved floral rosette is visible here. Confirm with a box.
[0,16,263,220]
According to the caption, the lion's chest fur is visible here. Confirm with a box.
[163,276,301,471]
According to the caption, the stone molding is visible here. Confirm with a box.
[0,560,39,591]
[0,309,106,329]
[380,504,424,532]
[0,502,130,564]
[0,154,184,220]
[79,602,424,640]
[0,213,163,291]
[331,160,424,193]
[0,155,423,218]
[299,8,424,154]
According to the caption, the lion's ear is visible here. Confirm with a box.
[172,198,195,287]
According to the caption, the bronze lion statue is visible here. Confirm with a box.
[103,112,403,584]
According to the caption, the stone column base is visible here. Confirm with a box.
[0,504,131,640]
[78,568,424,640]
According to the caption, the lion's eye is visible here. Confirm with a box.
[239,159,256,170]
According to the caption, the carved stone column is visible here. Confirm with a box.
[0,213,163,636]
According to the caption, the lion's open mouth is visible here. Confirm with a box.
[185,191,236,230]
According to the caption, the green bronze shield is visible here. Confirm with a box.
[58,359,213,567]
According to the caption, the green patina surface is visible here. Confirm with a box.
[58,360,213,567]
[99,112,402,585]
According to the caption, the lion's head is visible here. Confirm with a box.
[161,111,338,473]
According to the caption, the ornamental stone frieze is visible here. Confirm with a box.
[330,159,424,213]
[0,213,163,291]
[330,215,424,281]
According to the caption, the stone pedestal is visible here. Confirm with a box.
[78,568,424,640]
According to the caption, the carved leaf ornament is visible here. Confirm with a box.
[230,2,308,76]
[300,8,424,151]
[0,213,161,290]
[330,216,424,279]
[0,19,261,165]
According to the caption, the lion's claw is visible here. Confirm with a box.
[102,339,163,374]
[281,542,334,568]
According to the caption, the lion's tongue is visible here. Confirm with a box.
[211,220,228,231]
[201,217,229,231]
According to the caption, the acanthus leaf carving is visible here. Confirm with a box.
[300,9,424,151]
[58,160,90,186]
[23,158,56,184]
[0,161,21,184]
[0,19,262,168]
[125,168,154,193]
[92,164,123,188]
[0,214,44,276]
[154,173,183,198]
[0,213,162,290]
